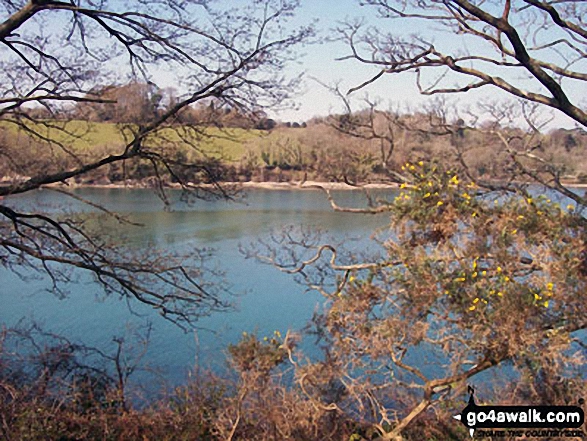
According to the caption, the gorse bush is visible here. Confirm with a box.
[248,162,587,440]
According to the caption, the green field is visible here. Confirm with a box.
[0,119,318,165]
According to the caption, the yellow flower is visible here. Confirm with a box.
[473,297,479,304]
[400,183,407,189]
[567,204,574,211]
[462,192,471,200]
[511,229,517,235]
[504,276,510,282]
[534,293,542,301]
[527,197,533,204]
[424,192,431,198]
[497,266,502,273]
[450,175,459,185]
[517,215,524,219]
[482,271,487,276]
[472,212,478,217]
[547,282,553,291]
[409,165,415,171]
[418,161,424,166]
[472,272,478,278]
[472,260,478,270]
[497,291,503,297]
[455,277,466,282]
[349,276,356,282]
[469,305,476,311]
[437,201,444,206]
[543,301,549,308]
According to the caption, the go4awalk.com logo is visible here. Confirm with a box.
[453,387,585,438]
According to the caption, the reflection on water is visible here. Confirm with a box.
[0,187,392,392]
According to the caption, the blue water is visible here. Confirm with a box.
[0,187,393,394]
[2,186,583,399]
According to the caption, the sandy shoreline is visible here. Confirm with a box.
[3,179,587,191]
[29,180,401,191]
[239,181,399,190]
[61,180,587,190]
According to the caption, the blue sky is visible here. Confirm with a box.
[273,0,429,122]
[4,0,585,129]
[269,0,586,130]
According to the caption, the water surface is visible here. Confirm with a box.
[1,187,392,393]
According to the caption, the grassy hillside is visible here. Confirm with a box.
[1,118,586,185]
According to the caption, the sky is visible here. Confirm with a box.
[267,0,586,130]
[271,0,431,122]
[3,0,585,130]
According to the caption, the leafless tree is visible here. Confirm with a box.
[339,0,586,127]
[0,0,313,325]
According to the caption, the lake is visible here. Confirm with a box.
[0,187,394,395]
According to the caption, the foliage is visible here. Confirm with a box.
[251,162,587,440]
